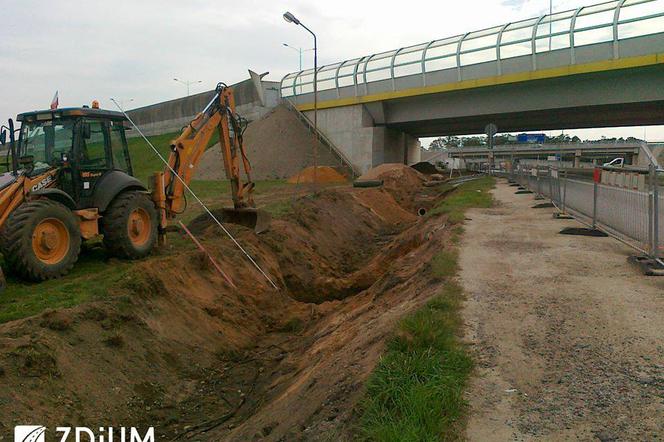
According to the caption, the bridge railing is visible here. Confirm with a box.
[505,163,663,264]
[282,0,664,100]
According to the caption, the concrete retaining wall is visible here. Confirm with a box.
[126,78,279,137]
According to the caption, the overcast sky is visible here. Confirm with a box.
[1,0,661,143]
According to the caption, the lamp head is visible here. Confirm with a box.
[283,12,300,25]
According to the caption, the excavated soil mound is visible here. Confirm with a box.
[0,174,456,440]
[287,165,348,184]
[359,163,415,180]
[359,163,428,211]
[197,105,344,180]
[411,161,440,175]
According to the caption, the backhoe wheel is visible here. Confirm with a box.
[102,191,158,259]
[1,200,81,281]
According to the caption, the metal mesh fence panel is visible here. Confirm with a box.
[550,169,561,206]
[596,183,650,249]
[512,166,661,258]
[561,176,595,223]
[657,171,663,258]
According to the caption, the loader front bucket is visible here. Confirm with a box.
[219,207,271,234]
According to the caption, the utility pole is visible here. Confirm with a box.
[549,0,553,51]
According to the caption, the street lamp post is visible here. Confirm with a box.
[119,98,134,109]
[283,11,318,190]
[173,78,202,96]
[282,43,314,72]
[549,0,553,51]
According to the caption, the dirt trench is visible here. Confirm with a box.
[0,168,457,441]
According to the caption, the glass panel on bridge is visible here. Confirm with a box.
[574,9,616,46]
[461,27,502,65]
[619,0,664,38]
[535,11,574,53]
[619,14,664,37]
[424,37,460,72]
[393,43,427,77]
[365,51,394,82]
[337,59,359,87]
[500,19,537,59]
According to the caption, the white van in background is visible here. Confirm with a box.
[603,157,625,167]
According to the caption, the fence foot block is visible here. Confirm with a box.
[515,190,534,194]
[553,212,574,219]
[533,202,555,209]
[509,184,521,187]
[559,227,608,237]
[628,256,664,276]
[534,195,545,200]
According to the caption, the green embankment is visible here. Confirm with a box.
[357,177,494,442]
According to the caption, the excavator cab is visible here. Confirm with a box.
[13,109,135,203]
[0,108,156,287]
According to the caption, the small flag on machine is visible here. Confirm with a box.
[50,91,59,110]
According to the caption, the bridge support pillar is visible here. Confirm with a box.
[574,150,582,168]
[304,104,420,174]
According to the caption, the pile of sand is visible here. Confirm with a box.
[287,166,348,184]
[197,105,345,180]
[359,163,427,211]
[410,161,440,175]
[360,163,426,183]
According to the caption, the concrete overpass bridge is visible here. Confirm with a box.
[281,0,664,173]
[448,142,651,166]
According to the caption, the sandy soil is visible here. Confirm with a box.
[461,181,664,441]
[198,105,343,181]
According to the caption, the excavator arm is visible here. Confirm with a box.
[151,83,269,238]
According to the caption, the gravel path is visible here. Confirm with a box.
[460,181,664,441]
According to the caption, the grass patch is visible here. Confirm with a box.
[357,282,470,442]
[428,177,494,223]
[0,247,131,324]
[126,130,219,184]
[356,177,495,442]
[430,249,458,279]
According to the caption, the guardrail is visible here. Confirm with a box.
[504,164,663,263]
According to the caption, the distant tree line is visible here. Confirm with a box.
[426,134,644,151]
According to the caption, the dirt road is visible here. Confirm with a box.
[460,181,664,441]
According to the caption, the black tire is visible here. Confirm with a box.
[0,199,81,281]
[353,179,384,188]
[102,191,158,259]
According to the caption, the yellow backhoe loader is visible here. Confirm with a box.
[0,83,268,290]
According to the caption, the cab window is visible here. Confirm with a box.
[78,120,108,169]
[20,121,75,171]
[109,121,130,172]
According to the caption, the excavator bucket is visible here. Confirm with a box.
[219,207,272,234]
